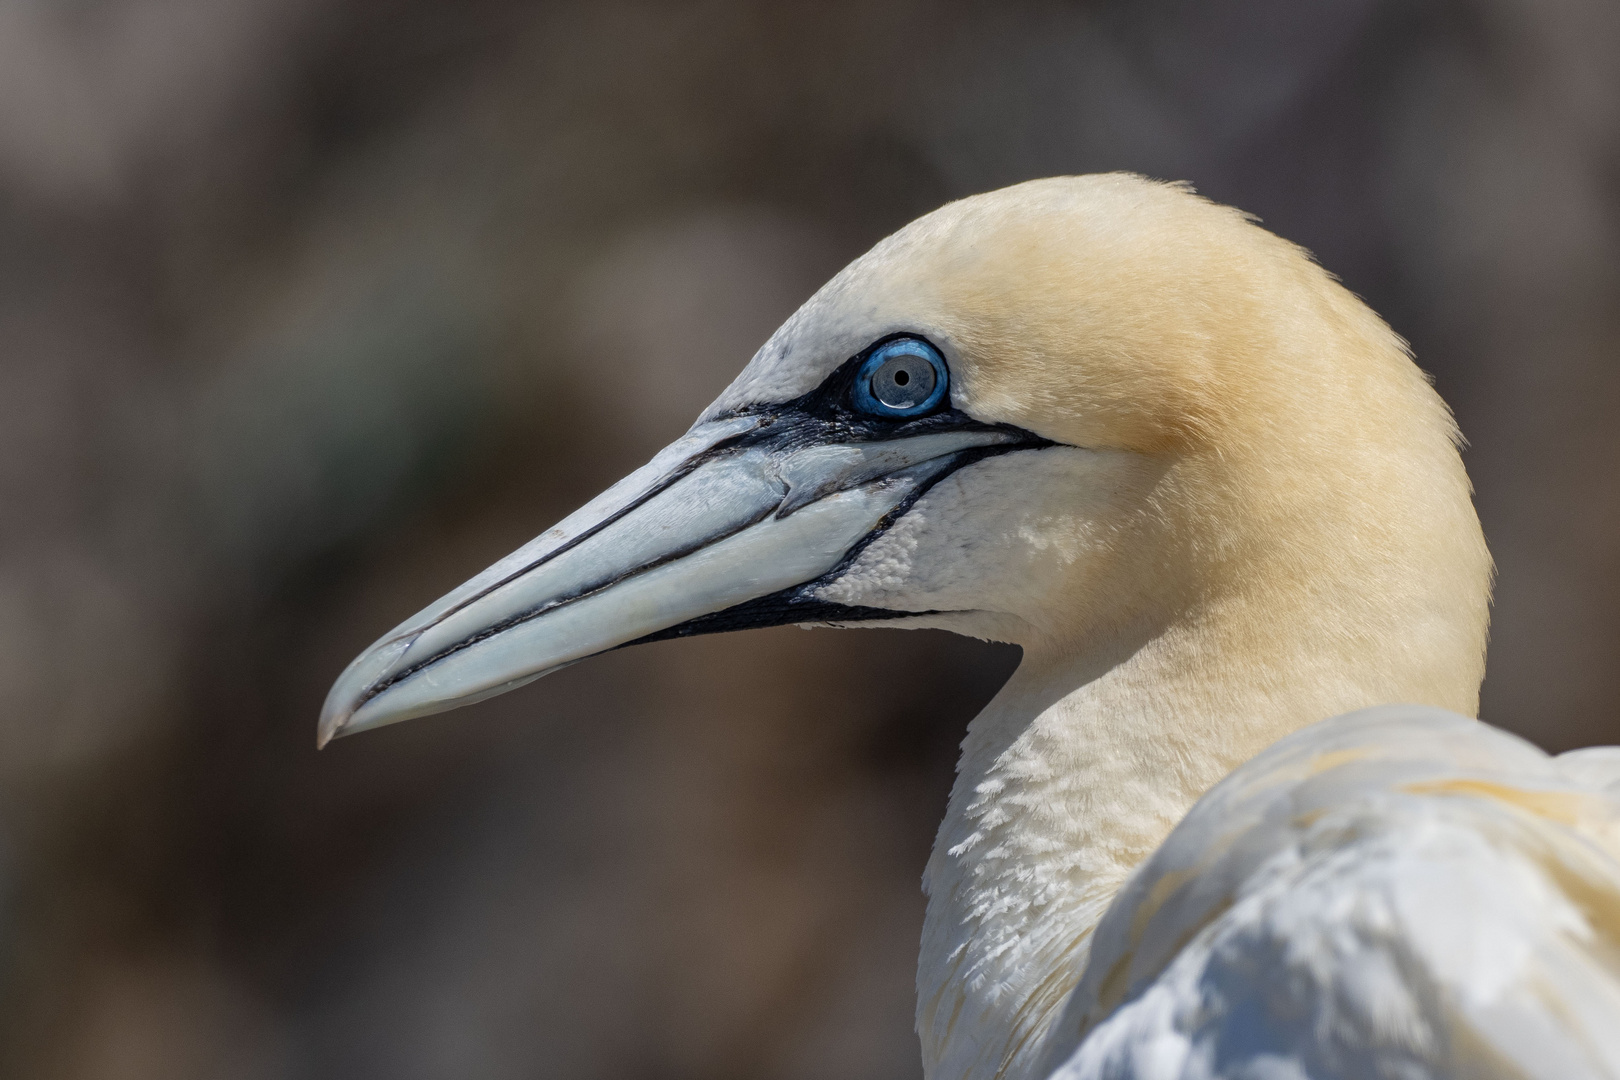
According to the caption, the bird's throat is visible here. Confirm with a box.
[915,638,1209,1080]
[914,608,1442,1080]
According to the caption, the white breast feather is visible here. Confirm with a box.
[1041,706,1620,1080]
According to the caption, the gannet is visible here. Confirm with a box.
[320,175,1620,1079]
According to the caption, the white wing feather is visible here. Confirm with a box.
[1040,706,1620,1080]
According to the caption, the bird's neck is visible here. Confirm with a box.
[915,631,1226,1080]
[916,589,1477,1080]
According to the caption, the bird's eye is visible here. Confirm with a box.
[853,338,949,417]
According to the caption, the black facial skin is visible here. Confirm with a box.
[630,336,1054,644]
[714,334,1009,448]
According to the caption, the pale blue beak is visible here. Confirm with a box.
[318,413,1036,746]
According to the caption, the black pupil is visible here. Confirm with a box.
[870,352,937,410]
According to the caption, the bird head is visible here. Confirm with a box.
[320,174,1490,746]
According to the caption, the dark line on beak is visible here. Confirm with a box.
[624,438,1051,645]
[382,360,1035,652]
[358,419,1053,712]
[374,420,767,649]
[362,438,1050,707]
[352,496,781,711]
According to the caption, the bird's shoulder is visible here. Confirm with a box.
[1040,705,1620,1079]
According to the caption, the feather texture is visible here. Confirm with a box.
[1042,706,1620,1079]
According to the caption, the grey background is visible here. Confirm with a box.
[1,1,1616,1076]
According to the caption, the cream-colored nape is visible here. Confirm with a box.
[323,175,1620,1080]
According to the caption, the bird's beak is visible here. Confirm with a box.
[318,413,1038,745]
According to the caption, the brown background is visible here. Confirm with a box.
[1,1,1617,1077]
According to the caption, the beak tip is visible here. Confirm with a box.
[318,673,368,749]
[316,708,349,749]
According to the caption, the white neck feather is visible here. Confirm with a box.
[916,627,1270,1080]
[917,497,1488,1080]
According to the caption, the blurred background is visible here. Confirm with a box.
[1,0,1617,1076]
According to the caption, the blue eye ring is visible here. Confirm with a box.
[852,337,950,417]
